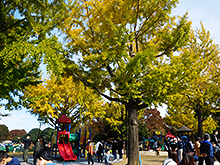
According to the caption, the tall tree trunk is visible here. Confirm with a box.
[127,103,139,165]
[126,107,128,157]
[196,103,203,138]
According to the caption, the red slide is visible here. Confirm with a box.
[57,131,77,161]
[57,142,77,161]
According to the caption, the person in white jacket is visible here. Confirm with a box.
[95,141,103,163]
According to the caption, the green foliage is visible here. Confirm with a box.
[46,1,193,164]
[40,127,55,143]
[138,122,149,142]
[14,127,54,143]
[0,125,9,142]
[0,0,67,110]
[13,135,23,143]
[26,128,41,142]
[165,23,220,135]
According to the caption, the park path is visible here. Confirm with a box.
[10,151,220,165]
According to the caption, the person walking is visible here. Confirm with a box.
[118,139,123,160]
[87,141,94,165]
[18,135,31,163]
[211,130,220,146]
[194,137,203,165]
[95,140,103,163]
[180,149,195,165]
[200,134,215,165]
[177,137,183,162]
[112,139,117,160]
[33,137,43,165]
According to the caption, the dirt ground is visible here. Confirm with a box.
[114,155,166,165]
[114,151,168,165]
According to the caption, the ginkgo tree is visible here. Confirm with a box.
[0,0,67,112]
[23,76,105,129]
[165,24,220,138]
[47,0,197,164]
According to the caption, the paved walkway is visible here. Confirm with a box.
[13,151,220,165]
[17,154,123,165]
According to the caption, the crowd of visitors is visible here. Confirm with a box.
[163,130,220,165]
[2,130,220,165]
[86,138,124,165]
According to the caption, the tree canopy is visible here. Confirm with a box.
[9,129,26,140]
[49,0,195,164]
[0,125,9,141]
[23,76,105,128]
[40,127,55,143]
[0,0,67,111]
[165,24,220,137]
[2,0,219,164]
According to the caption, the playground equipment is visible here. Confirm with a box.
[52,115,77,161]
[52,115,92,160]
[142,131,163,151]
[57,131,77,160]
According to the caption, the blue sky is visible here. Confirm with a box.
[1,0,220,133]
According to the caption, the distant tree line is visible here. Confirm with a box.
[0,124,54,143]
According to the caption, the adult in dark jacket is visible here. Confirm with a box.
[200,134,215,165]
[170,138,178,151]
[211,130,220,146]
[33,137,43,165]
[187,139,194,152]
[118,139,123,160]
[177,138,183,162]
[18,134,31,163]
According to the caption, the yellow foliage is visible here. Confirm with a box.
[23,76,105,127]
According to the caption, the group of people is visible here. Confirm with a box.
[163,130,220,165]
[0,142,24,153]
[17,135,44,165]
[86,138,124,165]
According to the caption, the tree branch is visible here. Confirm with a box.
[1,18,26,33]
[72,72,125,103]
[137,102,148,111]
[101,81,127,96]
[105,65,116,77]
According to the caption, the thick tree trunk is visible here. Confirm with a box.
[127,104,139,165]
[196,103,203,138]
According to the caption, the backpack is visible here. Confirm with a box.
[29,142,34,150]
